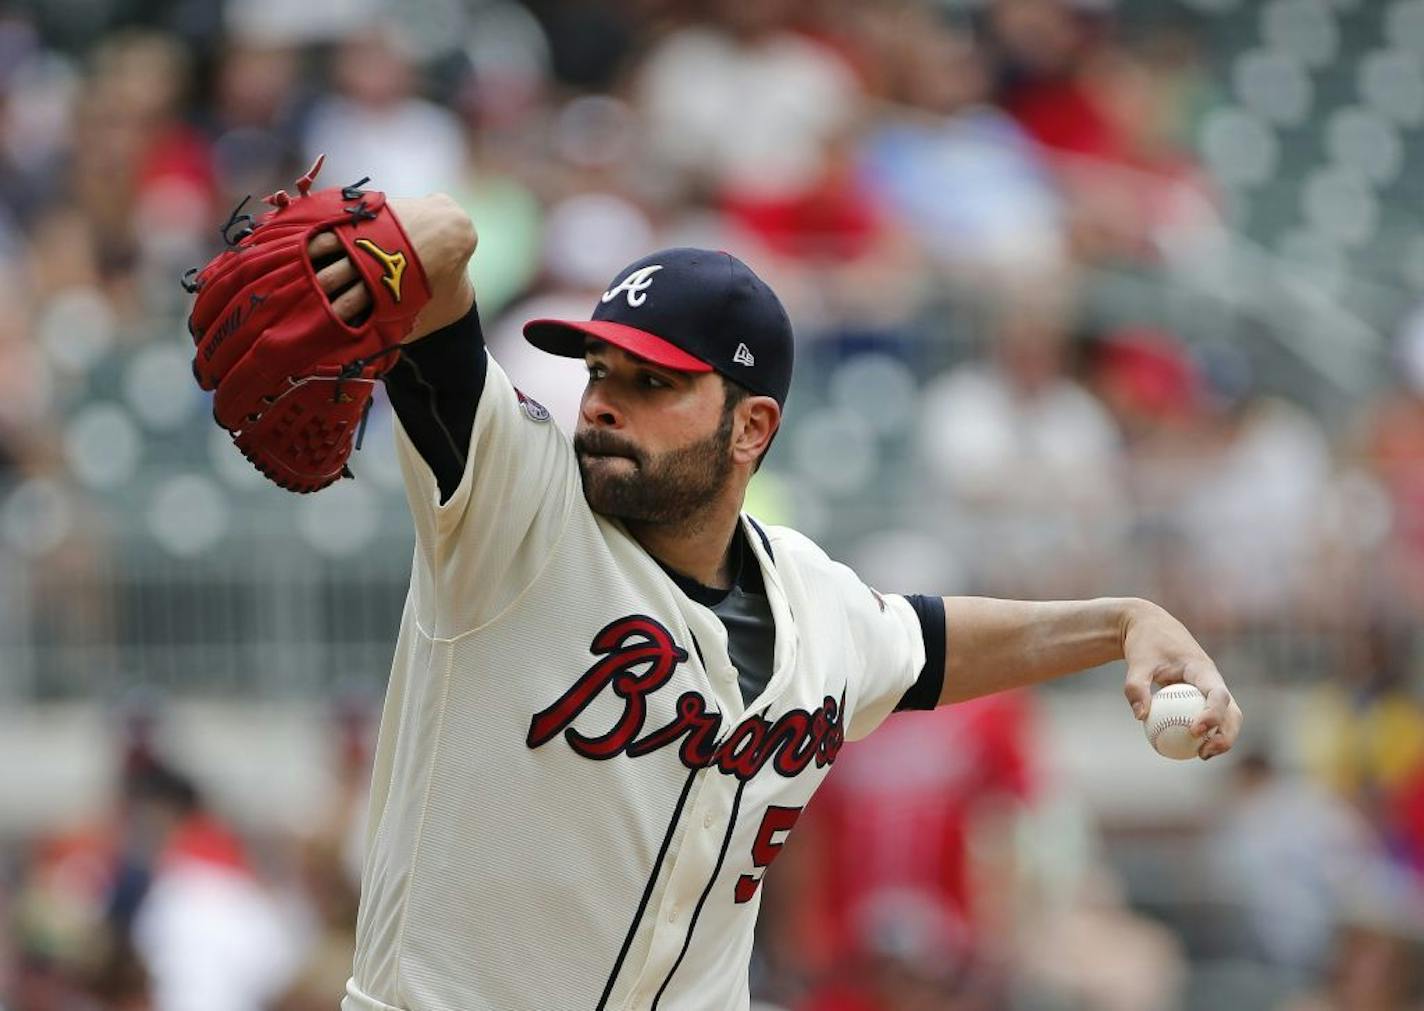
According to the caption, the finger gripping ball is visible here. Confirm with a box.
[1143,684,1207,760]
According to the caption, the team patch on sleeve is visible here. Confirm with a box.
[514,388,551,423]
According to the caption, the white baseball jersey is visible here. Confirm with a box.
[342,354,934,1011]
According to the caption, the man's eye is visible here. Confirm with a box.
[586,364,605,380]
[641,373,669,389]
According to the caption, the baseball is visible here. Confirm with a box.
[1143,684,1208,760]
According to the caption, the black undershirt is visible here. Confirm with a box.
[652,523,777,707]
[382,304,946,711]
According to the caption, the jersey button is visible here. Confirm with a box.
[667,906,679,923]
[703,813,714,829]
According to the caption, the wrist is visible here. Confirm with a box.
[406,277,476,344]
[1114,597,1155,656]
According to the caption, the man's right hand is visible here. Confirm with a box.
[307,192,478,341]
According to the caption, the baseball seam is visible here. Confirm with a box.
[1149,714,1197,747]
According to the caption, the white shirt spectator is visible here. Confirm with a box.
[636,26,860,201]
[1171,399,1331,621]
[919,364,1124,589]
[922,364,1121,505]
[134,856,300,1011]
[303,96,465,198]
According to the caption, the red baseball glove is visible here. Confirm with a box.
[186,157,432,492]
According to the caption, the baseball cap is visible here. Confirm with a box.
[523,247,794,406]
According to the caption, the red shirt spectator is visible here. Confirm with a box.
[789,692,1037,973]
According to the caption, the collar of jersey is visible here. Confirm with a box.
[654,524,765,607]
[732,513,798,712]
[609,512,797,712]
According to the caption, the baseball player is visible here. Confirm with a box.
[186,171,1242,1011]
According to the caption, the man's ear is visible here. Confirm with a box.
[733,397,780,466]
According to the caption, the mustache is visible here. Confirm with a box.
[574,430,644,464]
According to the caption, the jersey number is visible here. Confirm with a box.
[734,805,803,904]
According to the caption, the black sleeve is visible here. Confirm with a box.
[382,302,488,504]
[894,593,947,712]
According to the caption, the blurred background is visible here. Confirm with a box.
[0,0,1422,1008]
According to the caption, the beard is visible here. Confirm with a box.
[574,414,735,526]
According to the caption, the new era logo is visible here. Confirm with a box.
[733,343,755,367]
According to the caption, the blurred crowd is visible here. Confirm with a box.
[1,0,1423,1008]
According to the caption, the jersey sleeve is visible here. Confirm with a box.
[386,306,579,636]
[770,526,944,742]
[893,594,947,712]
[838,581,941,741]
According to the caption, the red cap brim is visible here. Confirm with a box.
[522,319,714,373]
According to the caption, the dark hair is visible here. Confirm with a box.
[720,376,776,470]
[126,761,201,814]
[721,375,752,413]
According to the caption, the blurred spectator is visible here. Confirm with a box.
[858,7,1065,280]
[1304,615,1424,882]
[8,712,299,1011]
[1355,309,1424,614]
[634,0,862,204]
[302,25,466,197]
[0,275,51,478]
[126,764,298,1011]
[1061,45,1217,261]
[271,837,359,1011]
[1090,325,1201,447]
[769,692,1036,1003]
[919,286,1124,597]
[487,190,656,431]
[460,2,554,135]
[1014,863,1188,1011]
[0,14,64,226]
[1206,753,1385,983]
[988,0,1216,260]
[1286,920,1424,1011]
[271,694,371,1011]
[989,0,1111,161]
[530,0,637,92]
[1161,351,1332,630]
[1088,325,1205,609]
[795,919,988,1011]
[205,34,308,200]
[83,31,216,296]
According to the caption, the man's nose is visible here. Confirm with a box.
[580,385,623,428]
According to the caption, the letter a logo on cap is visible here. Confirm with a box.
[601,265,663,308]
[733,342,755,367]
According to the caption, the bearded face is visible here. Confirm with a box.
[573,408,735,525]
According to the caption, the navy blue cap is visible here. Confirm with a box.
[523,247,794,406]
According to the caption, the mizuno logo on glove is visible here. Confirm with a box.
[355,238,409,303]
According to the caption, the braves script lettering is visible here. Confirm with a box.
[527,615,844,780]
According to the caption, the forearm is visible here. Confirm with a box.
[940,596,1146,704]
